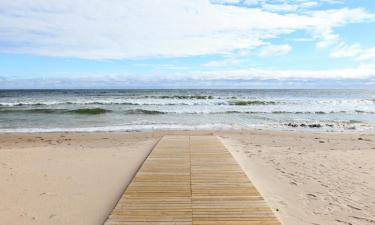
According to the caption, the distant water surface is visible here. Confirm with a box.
[0,89,374,132]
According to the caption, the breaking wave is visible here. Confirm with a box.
[0,108,111,115]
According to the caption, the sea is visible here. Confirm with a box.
[0,89,374,133]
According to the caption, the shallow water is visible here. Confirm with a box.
[0,89,374,132]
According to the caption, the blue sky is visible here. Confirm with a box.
[0,0,375,88]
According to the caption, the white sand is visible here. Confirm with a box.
[1,130,374,225]
[219,130,375,225]
[0,132,158,225]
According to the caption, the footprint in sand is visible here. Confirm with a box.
[307,193,318,199]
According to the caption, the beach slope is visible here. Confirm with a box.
[1,130,374,225]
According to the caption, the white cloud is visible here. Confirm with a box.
[356,48,375,61]
[331,43,363,58]
[191,64,375,80]
[261,1,318,12]
[204,58,241,67]
[331,42,375,61]
[0,0,373,59]
[242,0,343,12]
[3,65,375,88]
[259,44,292,56]
[2,63,375,89]
[311,8,374,48]
[210,0,241,4]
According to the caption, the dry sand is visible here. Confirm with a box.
[219,130,375,225]
[0,130,374,225]
[0,132,159,225]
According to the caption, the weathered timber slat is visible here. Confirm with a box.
[104,135,280,225]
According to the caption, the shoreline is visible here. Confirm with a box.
[1,130,374,225]
[1,125,375,134]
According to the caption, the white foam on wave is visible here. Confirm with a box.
[315,99,375,105]
[0,122,374,133]
[0,123,249,133]
[0,99,229,106]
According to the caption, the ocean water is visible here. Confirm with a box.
[0,89,374,132]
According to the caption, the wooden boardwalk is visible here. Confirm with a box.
[104,135,281,225]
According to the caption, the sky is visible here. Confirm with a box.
[0,0,375,89]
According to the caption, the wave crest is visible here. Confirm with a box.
[0,108,111,115]
[229,100,277,106]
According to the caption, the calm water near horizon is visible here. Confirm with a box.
[0,89,374,132]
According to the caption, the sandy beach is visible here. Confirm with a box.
[2,0,375,223]
[0,130,374,225]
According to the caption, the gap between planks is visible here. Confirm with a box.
[104,135,281,225]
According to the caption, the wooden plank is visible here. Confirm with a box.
[190,136,280,225]
[104,135,280,225]
[104,136,192,225]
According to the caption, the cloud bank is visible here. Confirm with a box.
[1,64,375,89]
[1,0,375,87]
[0,0,373,59]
